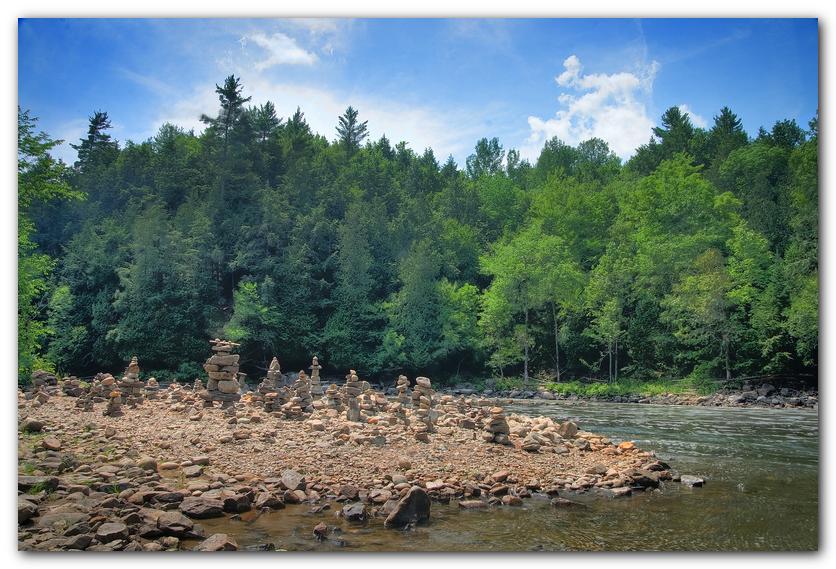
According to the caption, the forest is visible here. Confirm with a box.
[18,75,819,389]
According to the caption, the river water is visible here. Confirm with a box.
[191,401,819,551]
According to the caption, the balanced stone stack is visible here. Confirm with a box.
[411,377,435,441]
[75,392,94,412]
[103,390,123,416]
[323,383,343,411]
[309,356,323,396]
[293,370,313,413]
[97,373,116,401]
[264,387,291,414]
[396,375,412,407]
[193,378,204,392]
[482,406,511,445]
[258,357,283,394]
[118,356,145,406]
[344,370,363,422]
[145,377,160,399]
[202,339,241,408]
[62,376,85,397]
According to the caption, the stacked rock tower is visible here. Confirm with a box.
[118,356,145,406]
[411,376,435,441]
[202,339,241,408]
[344,370,362,422]
[309,356,323,396]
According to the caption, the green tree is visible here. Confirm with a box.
[336,106,369,153]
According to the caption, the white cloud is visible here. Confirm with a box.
[245,32,318,70]
[152,77,486,164]
[677,104,708,129]
[524,54,660,160]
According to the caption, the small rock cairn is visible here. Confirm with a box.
[483,406,511,445]
[62,376,85,397]
[259,357,283,393]
[309,356,323,396]
[118,356,145,406]
[103,389,123,416]
[411,377,435,441]
[30,370,58,394]
[202,339,241,408]
[323,383,342,411]
[396,375,412,406]
[344,370,363,422]
[145,377,160,399]
[292,370,313,414]
[193,378,204,392]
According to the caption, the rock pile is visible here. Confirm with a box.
[117,356,145,406]
[483,406,511,445]
[75,392,95,412]
[30,370,58,393]
[258,357,283,394]
[201,339,241,408]
[412,377,435,442]
[344,370,363,422]
[61,376,85,397]
[193,378,204,392]
[291,370,313,414]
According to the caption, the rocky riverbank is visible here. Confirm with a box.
[433,383,818,410]
[17,376,692,551]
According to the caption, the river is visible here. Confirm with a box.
[190,400,819,551]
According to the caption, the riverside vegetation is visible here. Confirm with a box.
[19,75,817,392]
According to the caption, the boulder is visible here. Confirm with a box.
[18,498,38,523]
[281,469,306,491]
[95,522,129,543]
[194,533,238,551]
[341,502,367,522]
[179,497,225,519]
[156,511,195,537]
[20,419,44,433]
[19,475,59,493]
[384,486,430,528]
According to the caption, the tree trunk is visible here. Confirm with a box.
[614,337,619,382]
[523,307,530,387]
[724,334,731,381]
[552,302,560,382]
[608,340,613,383]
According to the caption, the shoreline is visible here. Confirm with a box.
[17,382,696,552]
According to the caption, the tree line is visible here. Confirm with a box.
[18,75,818,387]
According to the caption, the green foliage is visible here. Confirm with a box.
[21,80,818,388]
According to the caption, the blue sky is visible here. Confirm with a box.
[19,18,818,165]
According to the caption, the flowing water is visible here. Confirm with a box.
[189,401,819,551]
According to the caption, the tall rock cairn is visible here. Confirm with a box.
[103,389,123,416]
[323,383,343,411]
[309,356,324,397]
[411,377,435,441]
[259,357,283,394]
[145,377,160,399]
[202,339,241,408]
[118,356,145,406]
[396,375,412,407]
[344,370,362,422]
[293,370,313,413]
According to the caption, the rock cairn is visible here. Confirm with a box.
[193,378,204,392]
[145,377,160,399]
[483,406,511,445]
[31,370,58,393]
[97,373,116,400]
[323,383,343,411]
[264,387,291,414]
[411,377,435,441]
[75,392,94,412]
[292,370,313,413]
[396,375,412,407]
[202,339,241,408]
[118,356,145,406]
[309,356,323,396]
[258,357,283,394]
[103,389,123,416]
[61,376,85,397]
[344,370,363,422]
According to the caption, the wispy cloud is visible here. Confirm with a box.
[244,31,318,70]
[524,54,660,160]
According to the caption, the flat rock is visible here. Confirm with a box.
[96,522,129,543]
[194,533,238,551]
[179,497,225,519]
[680,475,705,487]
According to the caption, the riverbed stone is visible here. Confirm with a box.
[194,533,238,551]
[384,486,430,528]
[680,475,705,487]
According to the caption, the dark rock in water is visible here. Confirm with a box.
[194,533,238,551]
[341,502,367,522]
[629,470,660,489]
[313,522,329,540]
[223,494,252,513]
[550,497,585,508]
[384,486,431,528]
[180,497,225,519]
[244,543,276,551]
[680,475,705,487]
